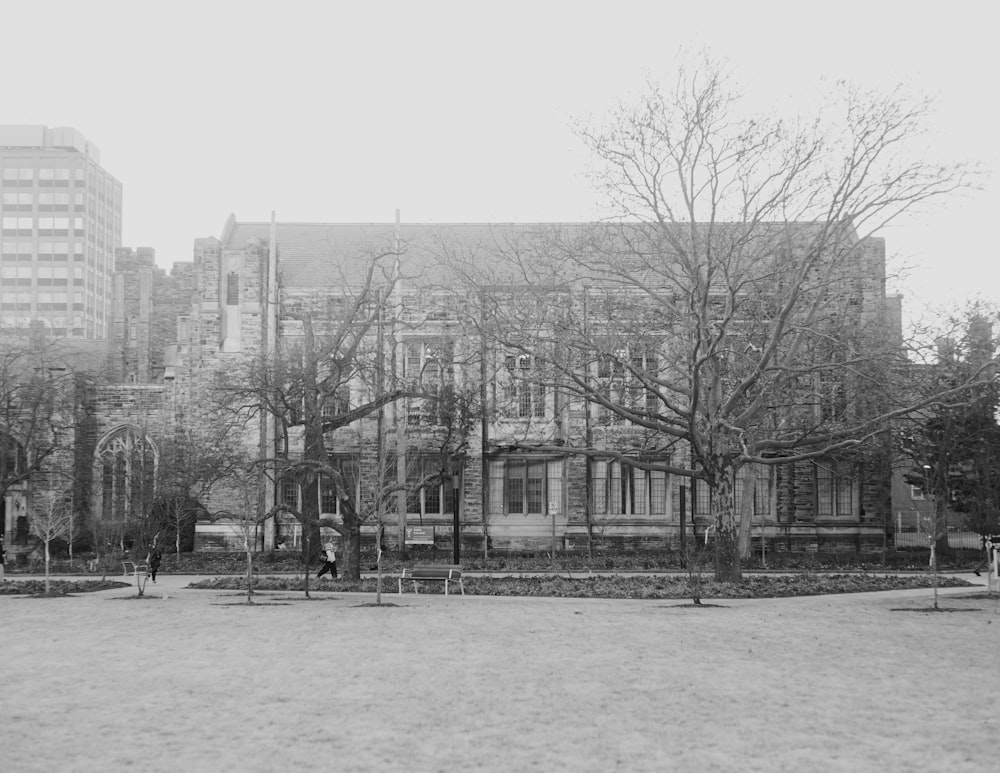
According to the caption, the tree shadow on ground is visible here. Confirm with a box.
[212,601,294,606]
[352,602,402,608]
[662,602,729,608]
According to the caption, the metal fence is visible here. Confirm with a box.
[893,529,982,549]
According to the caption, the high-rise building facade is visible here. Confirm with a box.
[0,125,122,338]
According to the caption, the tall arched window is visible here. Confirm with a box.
[97,427,157,523]
[0,432,26,484]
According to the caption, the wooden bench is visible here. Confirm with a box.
[398,564,465,596]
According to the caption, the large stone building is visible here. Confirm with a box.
[0,125,122,339]
[4,213,908,559]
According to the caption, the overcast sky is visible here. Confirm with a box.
[4,0,996,319]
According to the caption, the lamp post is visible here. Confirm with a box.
[451,462,462,565]
[922,464,934,561]
[923,462,942,610]
[451,459,462,564]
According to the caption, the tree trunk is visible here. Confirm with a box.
[245,545,255,604]
[737,464,758,561]
[301,516,322,564]
[44,539,51,594]
[342,517,362,580]
[302,524,313,599]
[712,464,742,582]
[933,496,954,560]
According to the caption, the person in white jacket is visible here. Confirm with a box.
[317,543,338,579]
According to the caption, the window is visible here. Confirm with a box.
[818,369,848,423]
[909,485,925,501]
[403,456,457,517]
[1,216,33,233]
[595,344,659,422]
[320,457,358,516]
[815,460,856,517]
[403,339,454,424]
[1,169,31,187]
[403,339,454,382]
[226,272,239,305]
[689,467,766,518]
[98,427,157,523]
[320,386,351,419]
[1,265,32,284]
[591,459,668,516]
[1,192,32,210]
[501,353,545,418]
[488,457,563,516]
[0,433,26,482]
[734,468,769,517]
[1,240,32,259]
[280,479,300,511]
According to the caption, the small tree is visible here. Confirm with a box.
[219,461,269,605]
[28,486,73,594]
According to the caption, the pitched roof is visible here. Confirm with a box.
[219,218,867,291]
[222,221,598,288]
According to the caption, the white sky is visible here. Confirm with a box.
[4,0,996,318]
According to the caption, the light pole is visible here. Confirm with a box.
[451,461,462,565]
[922,464,934,561]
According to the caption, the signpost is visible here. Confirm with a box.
[406,526,434,545]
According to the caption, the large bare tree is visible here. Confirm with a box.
[457,60,983,581]
[0,328,106,557]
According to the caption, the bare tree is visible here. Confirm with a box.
[221,247,405,580]
[217,459,269,605]
[0,329,96,527]
[154,420,243,557]
[898,306,999,607]
[458,59,982,581]
[28,485,73,594]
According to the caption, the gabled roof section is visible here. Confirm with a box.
[218,218,867,291]
[221,220,602,289]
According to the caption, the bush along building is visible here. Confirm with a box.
[5,214,914,570]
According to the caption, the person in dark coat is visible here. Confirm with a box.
[147,547,163,583]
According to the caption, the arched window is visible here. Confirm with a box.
[96,427,157,523]
[0,432,26,484]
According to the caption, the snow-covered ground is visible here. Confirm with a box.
[4,579,998,772]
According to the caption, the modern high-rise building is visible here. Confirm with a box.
[0,125,122,338]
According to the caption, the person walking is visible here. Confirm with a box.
[973,535,997,577]
[147,546,163,583]
[317,543,338,579]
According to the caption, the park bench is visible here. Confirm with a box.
[122,561,148,579]
[398,564,465,596]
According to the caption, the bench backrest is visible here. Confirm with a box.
[410,564,462,579]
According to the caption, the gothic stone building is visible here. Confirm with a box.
[5,215,902,557]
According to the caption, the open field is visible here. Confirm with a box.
[4,576,999,773]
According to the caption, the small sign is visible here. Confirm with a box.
[406,526,434,545]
